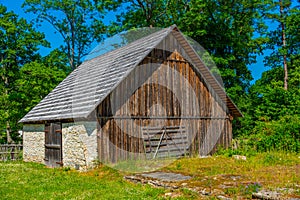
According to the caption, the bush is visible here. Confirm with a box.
[249,115,300,152]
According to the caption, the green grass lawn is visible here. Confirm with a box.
[0,152,299,199]
[0,162,166,200]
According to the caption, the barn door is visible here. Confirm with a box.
[142,126,189,159]
[44,122,62,167]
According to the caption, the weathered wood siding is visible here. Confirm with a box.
[97,35,232,163]
[44,122,62,167]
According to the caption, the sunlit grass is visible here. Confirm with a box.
[0,162,166,200]
[0,151,299,199]
[164,151,300,198]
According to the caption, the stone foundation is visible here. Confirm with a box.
[62,122,98,170]
[23,124,45,163]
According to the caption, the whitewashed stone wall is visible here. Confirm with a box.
[23,124,45,163]
[62,122,98,170]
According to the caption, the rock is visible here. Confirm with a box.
[164,192,181,198]
[252,190,281,200]
[217,195,232,200]
[199,155,211,159]
[200,189,210,195]
[232,155,247,160]
[213,189,225,195]
[181,182,188,186]
[276,187,295,194]
[164,192,172,196]
[140,172,191,182]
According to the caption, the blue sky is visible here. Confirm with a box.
[1,0,270,84]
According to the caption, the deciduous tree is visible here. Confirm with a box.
[264,0,300,90]
[23,0,107,69]
[0,5,48,143]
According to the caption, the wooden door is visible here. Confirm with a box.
[44,122,62,167]
[142,126,189,159]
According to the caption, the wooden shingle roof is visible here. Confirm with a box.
[20,25,242,123]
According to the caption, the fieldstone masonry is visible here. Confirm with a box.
[62,122,98,170]
[23,122,98,170]
[23,124,45,163]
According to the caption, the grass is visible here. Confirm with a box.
[0,162,166,200]
[164,151,300,198]
[0,151,299,199]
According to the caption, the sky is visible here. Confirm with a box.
[0,0,271,84]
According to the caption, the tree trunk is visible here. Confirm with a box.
[280,0,288,90]
[3,74,14,144]
[6,121,13,144]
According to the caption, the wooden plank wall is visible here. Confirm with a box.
[97,35,232,163]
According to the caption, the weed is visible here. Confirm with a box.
[263,153,281,165]
[62,166,71,171]
[176,162,182,170]
[243,182,262,195]
[224,187,239,195]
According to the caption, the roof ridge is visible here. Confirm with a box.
[82,26,175,65]
[84,26,177,118]
[19,25,178,123]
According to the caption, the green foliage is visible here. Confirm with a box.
[23,0,107,69]
[110,0,269,103]
[233,0,300,152]
[0,5,49,143]
[234,115,300,153]
[16,57,67,113]
[251,116,300,152]
[0,5,69,143]
[216,146,257,158]
[264,0,300,69]
[179,0,269,100]
[110,0,188,32]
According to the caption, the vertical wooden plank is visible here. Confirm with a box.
[170,54,175,118]
[122,119,126,160]
[97,118,102,162]
[105,118,110,163]
[114,119,118,163]
[229,119,232,148]
[177,58,181,119]
[107,119,112,163]
[185,61,189,119]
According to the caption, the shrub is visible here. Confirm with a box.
[251,115,300,152]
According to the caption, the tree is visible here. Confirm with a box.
[234,0,300,149]
[0,5,48,143]
[264,0,300,90]
[112,0,268,103]
[179,0,269,101]
[23,0,107,69]
[111,0,189,30]
[15,49,68,121]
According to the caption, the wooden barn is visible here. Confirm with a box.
[20,25,242,169]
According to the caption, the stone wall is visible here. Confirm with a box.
[23,124,45,163]
[62,122,98,170]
